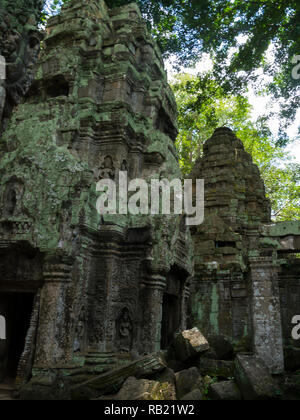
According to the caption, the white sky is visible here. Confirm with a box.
[166,55,300,164]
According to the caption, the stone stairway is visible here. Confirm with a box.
[84,351,118,373]
[71,353,166,400]
[62,351,134,390]
[62,352,122,387]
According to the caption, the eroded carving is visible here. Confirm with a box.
[99,156,115,180]
[116,308,133,352]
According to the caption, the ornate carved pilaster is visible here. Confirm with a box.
[140,273,166,354]
[249,256,284,374]
[16,290,41,386]
[181,279,191,331]
[35,253,74,367]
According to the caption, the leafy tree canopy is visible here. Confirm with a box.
[45,0,300,137]
[172,73,300,221]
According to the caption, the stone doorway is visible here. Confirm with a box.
[161,293,181,350]
[0,293,35,383]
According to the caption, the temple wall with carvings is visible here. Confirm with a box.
[190,128,300,374]
[0,0,193,388]
[0,0,299,399]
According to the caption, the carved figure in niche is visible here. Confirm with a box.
[121,160,128,172]
[99,156,115,180]
[59,200,72,243]
[141,44,154,63]
[74,306,85,353]
[116,308,133,352]
[5,188,17,217]
[3,178,25,218]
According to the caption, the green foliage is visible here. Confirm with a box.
[172,73,250,174]
[45,0,300,132]
[264,163,300,221]
[172,73,300,221]
[169,0,300,132]
[202,375,218,400]
[43,0,74,21]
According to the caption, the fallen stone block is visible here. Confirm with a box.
[197,358,235,379]
[181,389,203,400]
[171,328,209,363]
[175,367,203,400]
[114,376,176,400]
[208,335,234,360]
[149,368,177,400]
[235,354,279,400]
[71,353,166,400]
[164,348,186,372]
[208,380,241,400]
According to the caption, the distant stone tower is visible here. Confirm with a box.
[0,0,193,392]
[190,127,271,271]
[190,128,285,374]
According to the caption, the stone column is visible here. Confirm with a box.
[140,274,166,354]
[35,253,73,367]
[249,256,284,374]
[16,291,41,385]
[181,280,191,331]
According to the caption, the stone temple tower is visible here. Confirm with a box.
[0,0,193,390]
[190,127,286,374]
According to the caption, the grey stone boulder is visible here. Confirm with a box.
[208,380,241,400]
[151,368,177,400]
[72,353,166,400]
[235,354,279,400]
[172,328,209,363]
[208,335,234,360]
[203,348,218,360]
[175,367,203,400]
[181,389,203,400]
[197,358,235,379]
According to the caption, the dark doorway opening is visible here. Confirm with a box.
[161,293,181,350]
[0,293,34,383]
